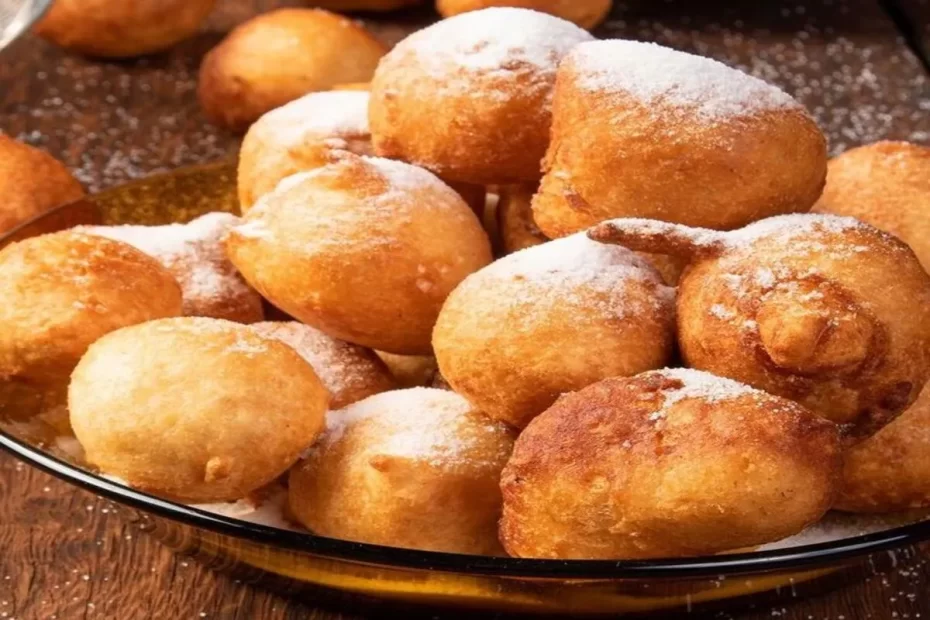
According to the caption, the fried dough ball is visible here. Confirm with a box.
[227,155,492,355]
[0,232,181,439]
[0,136,85,236]
[289,388,515,554]
[251,322,395,409]
[70,318,329,502]
[434,233,675,428]
[374,352,440,388]
[0,232,181,387]
[436,0,611,29]
[370,8,593,185]
[500,369,842,559]
[238,91,373,212]
[309,0,424,10]
[589,214,930,440]
[837,387,930,513]
[34,0,216,58]
[199,9,386,132]
[77,213,263,324]
[533,40,827,238]
[497,184,548,254]
[813,141,930,271]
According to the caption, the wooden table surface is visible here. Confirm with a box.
[1,1,929,618]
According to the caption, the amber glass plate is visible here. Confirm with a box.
[2,162,930,616]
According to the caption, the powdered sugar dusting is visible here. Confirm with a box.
[191,482,297,531]
[392,7,591,100]
[761,510,930,551]
[78,212,257,319]
[471,233,671,322]
[648,368,762,419]
[571,40,803,122]
[254,91,369,144]
[727,213,866,247]
[251,322,391,408]
[363,155,451,195]
[309,388,512,468]
[149,317,268,357]
[592,218,727,252]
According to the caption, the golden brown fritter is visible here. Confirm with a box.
[533,40,826,238]
[500,369,841,559]
[70,318,328,502]
[590,214,930,440]
[227,154,492,355]
[370,8,592,185]
[813,140,930,272]
[290,388,515,554]
[0,135,84,236]
[199,9,385,131]
[433,233,675,428]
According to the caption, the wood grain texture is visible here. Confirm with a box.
[1,0,930,618]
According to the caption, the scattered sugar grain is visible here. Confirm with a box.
[572,40,803,122]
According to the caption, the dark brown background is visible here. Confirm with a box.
[1,0,929,617]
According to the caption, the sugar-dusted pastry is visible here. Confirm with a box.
[837,387,930,513]
[0,135,84,236]
[34,0,216,57]
[589,214,930,439]
[69,318,329,502]
[289,388,515,554]
[534,40,827,238]
[251,322,395,409]
[370,8,593,185]
[374,352,440,388]
[433,233,675,428]
[238,91,373,212]
[0,231,181,387]
[78,212,263,324]
[199,9,386,131]
[227,155,492,355]
[500,370,841,559]
[436,0,612,29]
[813,141,930,271]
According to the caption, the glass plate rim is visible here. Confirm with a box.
[4,429,930,580]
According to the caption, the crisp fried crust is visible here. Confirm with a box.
[532,42,827,238]
[0,231,182,385]
[670,216,930,439]
[227,155,492,355]
[0,136,84,236]
[369,9,593,185]
[198,9,386,132]
[837,386,930,513]
[237,91,375,212]
[289,388,515,555]
[69,318,329,502]
[433,233,675,428]
[34,0,216,57]
[813,141,930,272]
[500,371,841,559]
